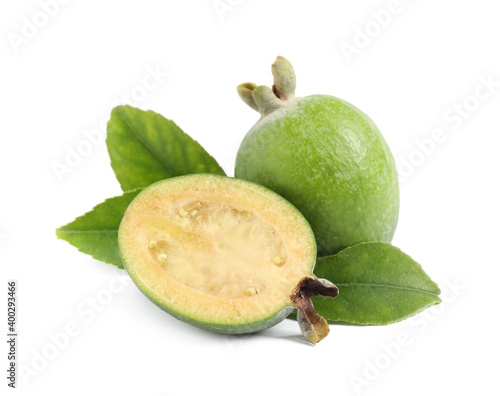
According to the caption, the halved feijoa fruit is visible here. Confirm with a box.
[118,174,338,343]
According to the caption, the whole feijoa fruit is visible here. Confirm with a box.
[235,56,399,256]
[118,174,338,344]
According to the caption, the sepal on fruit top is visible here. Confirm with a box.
[237,56,297,116]
[271,55,296,100]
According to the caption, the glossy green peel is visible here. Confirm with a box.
[235,56,399,256]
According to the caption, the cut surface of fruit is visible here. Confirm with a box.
[118,174,317,333]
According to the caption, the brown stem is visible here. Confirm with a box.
[290,277,339,345]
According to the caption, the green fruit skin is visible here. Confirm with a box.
[143,292,294,335]
[235,95,399,256]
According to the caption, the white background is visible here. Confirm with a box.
[1,1,499,395]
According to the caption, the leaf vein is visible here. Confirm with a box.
[335,282,439,296]
[117,108,179,176]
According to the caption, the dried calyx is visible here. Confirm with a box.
[290,277,339,345]
[237,56,298,116]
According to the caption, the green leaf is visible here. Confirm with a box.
[56,189,142,268]
[106,105,226,191]
[310,242,441,325]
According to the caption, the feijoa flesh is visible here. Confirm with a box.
[118,174,338,344]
